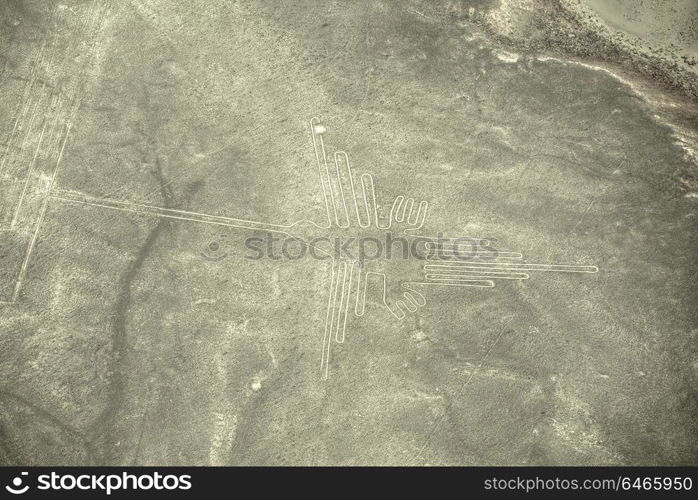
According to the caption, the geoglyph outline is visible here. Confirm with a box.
[0,5,597,379]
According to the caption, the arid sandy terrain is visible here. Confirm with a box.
[0,0,696,465]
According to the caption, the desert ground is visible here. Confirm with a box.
[0,0,696,465]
